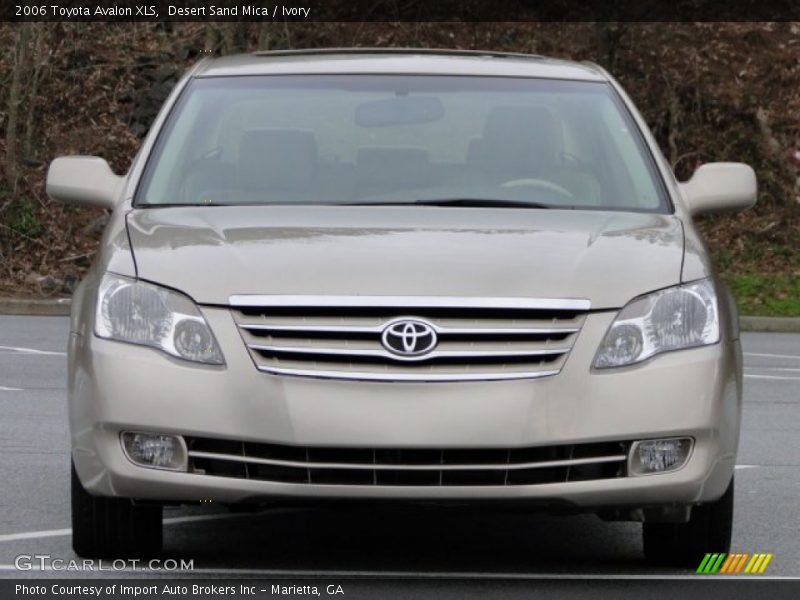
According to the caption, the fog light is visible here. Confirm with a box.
[121,432,186,471]
[629,437,692,476]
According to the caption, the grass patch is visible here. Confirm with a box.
[8,199,44,238]
[723,272,800,317]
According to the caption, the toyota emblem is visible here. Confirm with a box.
[381,319,438,358]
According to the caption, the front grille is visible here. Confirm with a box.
[186,437,629,487]
[229,295,589,382]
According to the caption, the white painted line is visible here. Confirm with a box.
[745,367,800,372]
[744,352,800,360]
[735,464,759,470]
[0,527,71,543]
[0,510,293,544]
[0,386,23,392]
[744,374,800,381]
[0,345,66,357]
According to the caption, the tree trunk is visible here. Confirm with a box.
[5,23,31,194]
[24,24,49,159]
[258,23,272,51]
[593,23,627,70]
[204,24,221,55]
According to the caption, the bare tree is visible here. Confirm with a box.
[258,22,273,50]
[222,22,250,54]
[5,23,32,194]
[23,24,50,159]
[593,23,627,70]
[203,23,222,55]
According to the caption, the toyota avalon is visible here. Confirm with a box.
[47,49,757,564]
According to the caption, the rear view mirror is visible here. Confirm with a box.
[355,95,445,127]
[679,162,757,216]
[46,156,124,210]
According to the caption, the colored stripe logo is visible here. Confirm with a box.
[697,552,773,574]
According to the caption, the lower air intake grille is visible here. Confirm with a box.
[185,437,630,487]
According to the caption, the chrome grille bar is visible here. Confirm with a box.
[188,450,627,471]
[229,295,591,311]
[254,366,563,382]
[249,344,572,362]
[238,323,580,335]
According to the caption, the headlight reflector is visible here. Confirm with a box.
[594,279,719,368]
[595,323,644,367]
[96,273,224,365]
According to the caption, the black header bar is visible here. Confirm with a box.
[3,0,800,23]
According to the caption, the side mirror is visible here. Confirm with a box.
[679,162,757,216]
[46,156,124,210]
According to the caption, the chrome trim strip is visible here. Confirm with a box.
[188,451,627,471]
[249,344,570,362]
[238,323,581,335]
[229,295,591,311]
[254,365,561,382]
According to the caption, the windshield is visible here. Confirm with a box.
[135,75,669,212]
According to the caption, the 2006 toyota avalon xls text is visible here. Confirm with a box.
[47,49,757,564]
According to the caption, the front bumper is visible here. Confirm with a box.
[69,309,742,509]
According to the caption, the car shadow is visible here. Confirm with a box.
[161,504,677,574]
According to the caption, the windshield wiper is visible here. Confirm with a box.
[342,198,555,209]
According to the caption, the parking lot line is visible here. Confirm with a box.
[0,345,66,356]
[0,386,22,392]
[744,374,800,381]
[0,527,71,543]
[0,510,295,544]
[744,352,800,360]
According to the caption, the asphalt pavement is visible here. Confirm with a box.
[0,315,798,582]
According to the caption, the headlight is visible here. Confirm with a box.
[594,279,719,369]
[95,273,225,365]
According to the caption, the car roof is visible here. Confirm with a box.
[195,48,608,82]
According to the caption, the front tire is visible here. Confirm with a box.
[643,476,734,567]
[71,461,163,558]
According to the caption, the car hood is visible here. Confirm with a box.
[126,206,684,309]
